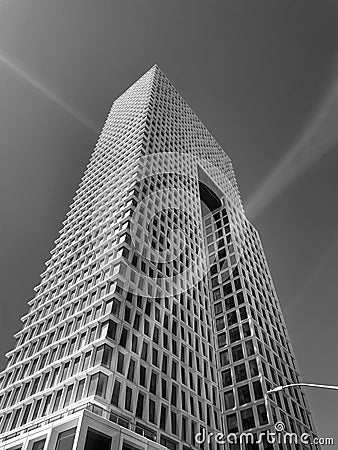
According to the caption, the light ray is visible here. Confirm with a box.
[0,50,99,134]
[246,73,338,219]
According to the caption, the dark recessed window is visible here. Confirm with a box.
[234,363,247,382]
[226,413,238,433]
[136,392,144,418]
[125,386,132,411]
[253,380,263,400]
[249,359,259,377]
[241,408,255,430]
[229,328,240,343]
[84,428,111,450]
[232,344,244,362]
[225,296,235,310]
[224,390,235,410]
[117,352,125,374]
[227,311,237,326]
[219,350,229,366]
[160,435,178,450]
[222,369,232,387]
[119,328,128,348]
[111,380,121,406]
[238,385,251,405]
[149,399,156,423]
[257,404,268,425]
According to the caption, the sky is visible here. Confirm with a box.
[0,0,338,442]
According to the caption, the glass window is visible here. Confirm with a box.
[75,379,85,402]
[222,369,232,387]
[223,283,232,295]
[245,340,255,356]
[111,298,121,316]
[229,328,240,343]
[117,352,125,373]
[214,302,223,315]
[136,392,144,418]
[127,359,135,382]
[32,399,42,421]
[240,408,255,430]
[111,380,121,406]
[63,385,74,407]
[52,390,63,413]
[227,311,237,326]
[226,413,238,433]
[249,359,259,377]
[88,372,108,398]
[32,439,46,450]
[139,365,146,387]
[21,403,32,425]
[84,429,111,450]
[141,342,148,360]
[130,334,137,353]
[10,409,21,430]
[217,333,226,348]
[220,350,229,366]
[82,352,92,371]
[41,394,52,416]
[50,367,60,387]
[257,404,268,425]
[149,399,156,423]
[234,364,247,382]
[224,296,235,310]
[150,372,157,394]
[97,373,108,398]
[161,379,168,399]
[242,322,251,337]
[125,386,132,411]
[0,413,11,433]
[171,411,177,435]
[55,428,76,450]
[133,313,141,331]
[253,380,263,400]
[119,328,128,348]
[237,291,244,304]
[72,357,81,376]
[162,354,168,373]
[237,385,251,405]
[239,306,247,320]
[215,317,225,331]
[171,385,178,407]
[224,390,235,410]
[152,348,158,366]
[106,321,117,340]
[232,344,244,362]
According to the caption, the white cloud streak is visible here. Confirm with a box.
[246,73,338,219]
[0,50,99,134]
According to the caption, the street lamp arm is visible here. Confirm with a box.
[267,382,338,394]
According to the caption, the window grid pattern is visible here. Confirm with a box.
[204,199,318,447]
[0,65,318,450]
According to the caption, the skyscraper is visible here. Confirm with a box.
[0,65,318,450]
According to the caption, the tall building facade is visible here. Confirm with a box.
[0,66,318,450]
